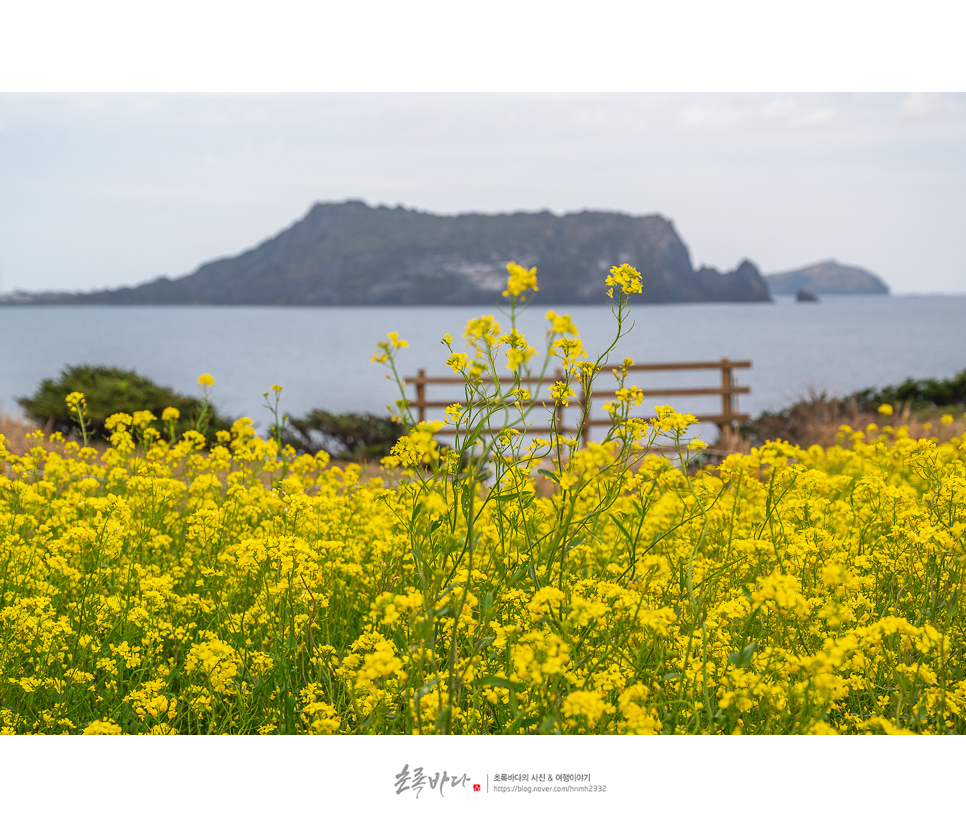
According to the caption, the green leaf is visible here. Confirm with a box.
[610,513,634,550]
[507,567,528,587]
[728,640,758,668]
[409,547,424,571]
[490,490,524,502]
[528,561,540,590]
[565,535,585,552]
[473,636,496,651]
[471,675,524,692]
[537,469,560,483]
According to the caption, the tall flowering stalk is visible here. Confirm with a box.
[65,391,91,446]
[372,262,711,732]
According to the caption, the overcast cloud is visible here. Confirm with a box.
[2,91,964,296]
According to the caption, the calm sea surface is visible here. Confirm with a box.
[3,295,965,443]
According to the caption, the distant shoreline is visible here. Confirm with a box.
[7,293,966,308]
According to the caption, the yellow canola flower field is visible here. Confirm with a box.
[1,264,965,735]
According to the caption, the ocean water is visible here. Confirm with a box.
[2,295,965,443]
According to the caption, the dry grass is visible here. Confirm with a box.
[0,410,48,457]
[728,390,966,454]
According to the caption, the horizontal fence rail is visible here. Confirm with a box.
[404,359,750,450]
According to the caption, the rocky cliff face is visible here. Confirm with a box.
[19,201,774,306]
[765,260,889,296]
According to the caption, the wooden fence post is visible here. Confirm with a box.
[415,368,427,424]
[720,359,734,446]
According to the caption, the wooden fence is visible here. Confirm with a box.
[404,358,750,448]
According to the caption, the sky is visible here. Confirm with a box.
[1,2,964,299]
[3,91,964,297]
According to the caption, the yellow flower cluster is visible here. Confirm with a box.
[500,329,537,373]
[384,421,446,468]
[503,262,539,297]
[605,263,643,298]
[545,310,579,335]
[464,315,501,355]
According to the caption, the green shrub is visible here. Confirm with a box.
[17,364,233,441]
[740,367,966,447]
[280,409,404,461]
[853,367,966,410]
